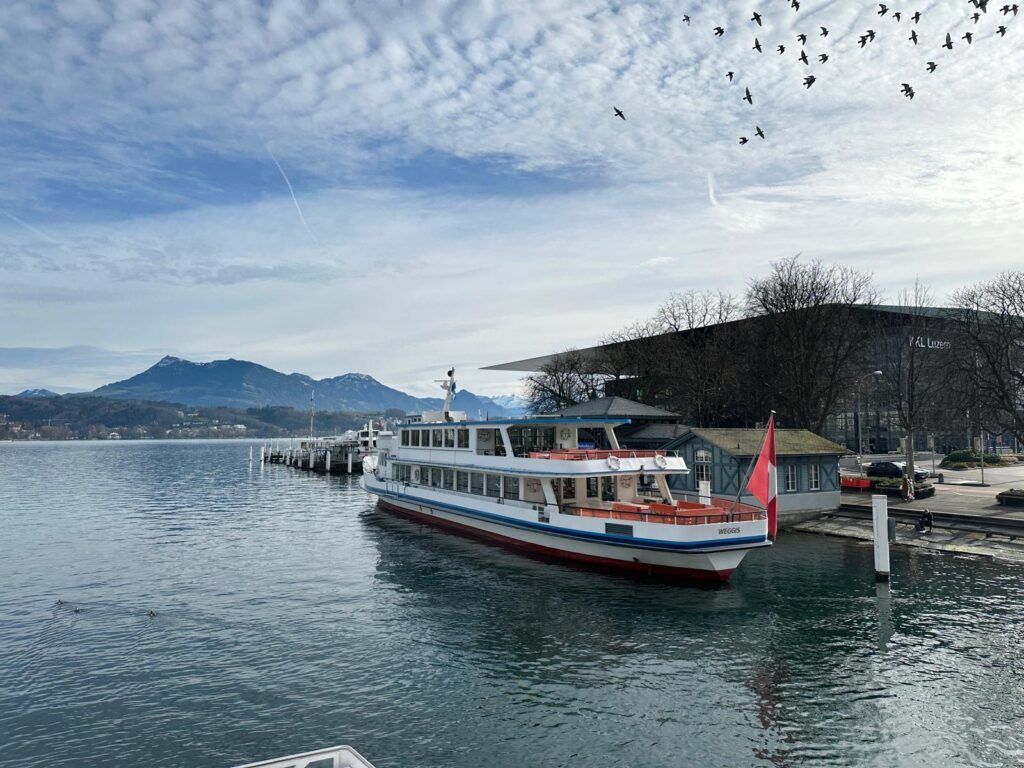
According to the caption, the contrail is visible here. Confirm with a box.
[0,208,61,244]
[706,172,719,208]
[266,145,319,246]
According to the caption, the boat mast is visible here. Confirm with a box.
[309,389,315,440]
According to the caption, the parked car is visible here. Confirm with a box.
[866,461,928,482]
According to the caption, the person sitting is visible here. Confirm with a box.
[915,508,934,534]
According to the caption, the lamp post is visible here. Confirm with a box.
[856,370,884,474]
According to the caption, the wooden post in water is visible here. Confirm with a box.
[325,448,331,474]
[872,494,890,580]
[347,450,354,473]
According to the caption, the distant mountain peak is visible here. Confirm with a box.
[16,388,60,398]
[156,355,186,367]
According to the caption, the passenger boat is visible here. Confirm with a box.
[361,371,771,582]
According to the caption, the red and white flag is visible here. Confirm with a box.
[746,414,778,539]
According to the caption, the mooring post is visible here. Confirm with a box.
[325,448,331,474]
[347,450,354,473]
[249,445,253,466]
[872,494,890,580]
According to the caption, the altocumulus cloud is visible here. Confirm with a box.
[0,0,1022,394]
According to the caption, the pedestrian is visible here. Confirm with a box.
[907,474,915,503]
[900,474,911,502]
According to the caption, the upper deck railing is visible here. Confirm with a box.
[564,498,765,526]
[527,449,673,461]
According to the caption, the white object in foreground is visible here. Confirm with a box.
[872,494,890,580]
[232,745,375,768]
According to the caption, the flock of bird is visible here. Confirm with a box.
[612,1,1018,145]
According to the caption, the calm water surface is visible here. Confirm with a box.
[1,441,1023,768]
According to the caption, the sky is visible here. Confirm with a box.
[1,0,1022,397]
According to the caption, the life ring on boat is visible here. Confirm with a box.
[607,455,621,470]
[654,454,668,469]
[412,467,421,483]
[559,428,571,440]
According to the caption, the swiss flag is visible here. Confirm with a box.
[746,414,778,539]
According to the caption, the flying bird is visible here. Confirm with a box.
[901,83,915,99]
[1001,3,1011,12]
[799,49,809,64]
[751,11,762,26]
[683,14,691,24]
[818,52,829,62]
[859,34,869,47]
[997,24,1008,35]
[791,0,800,10]
[867,29,876,40]
[744,87,753,104]
[878,3,889,16]
[613,107,625,120]
[963,31,974,44]
[910,29,918,44]
[755,125,765,139]
[972,12,981,22]
[714,26,725,36]
[778,44,786,53]
[803,75,816,88]
[753,37,763,51]
[739,136,749,144]
[911,11,922,23]
[894,11,902,21]
[820,26,829,37]
[942,32,953,48]
[727,70,735,81]
[797,33,808,44]
[926,61,937,72]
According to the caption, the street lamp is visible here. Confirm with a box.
[856,370,883,474]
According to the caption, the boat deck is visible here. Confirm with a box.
[565,498,764,525]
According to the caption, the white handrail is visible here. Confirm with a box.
[232,745,375,768]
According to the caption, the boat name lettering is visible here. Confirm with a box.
[718,527,742,535]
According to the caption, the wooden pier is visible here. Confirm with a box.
[262,438,367,475]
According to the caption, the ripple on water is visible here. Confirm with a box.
[1,440,1024,768]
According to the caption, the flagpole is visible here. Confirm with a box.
[732,411,776,512]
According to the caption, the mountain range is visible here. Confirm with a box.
[90,356,527,417]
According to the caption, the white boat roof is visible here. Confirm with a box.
[403,417,631,428]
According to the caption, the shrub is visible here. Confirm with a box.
[943,449,978,464]
[998,488,1024,498]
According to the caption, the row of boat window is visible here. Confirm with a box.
[393,463,521,500]
[400,428,471,449]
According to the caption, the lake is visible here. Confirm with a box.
[1,440,1022,767]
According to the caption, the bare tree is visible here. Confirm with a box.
[950,271,1024,447]
[875,280,950,478]
[523,348,605,414]
[745,256,880,433]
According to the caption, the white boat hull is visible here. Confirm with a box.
[364,476,768,582]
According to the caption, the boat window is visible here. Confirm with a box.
[419,465,429,484]
[421,430,430,446]
[508,426,556,455]
[430,467,442,488]
[456,471,469,493]
[586,477,599,498]
[601,477,615,501]
[504,476,520,500]
[457,429,469,449]
[432,430,443,448]
[471,473,484,495]
[444,428,455,448]
[411,430,421,447]
[443,469,454,490]
[486,474,501,498]
[638,473,658,495]
[401,430,409,447]
[561,478,576,500]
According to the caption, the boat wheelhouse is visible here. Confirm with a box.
[361,372,770,582]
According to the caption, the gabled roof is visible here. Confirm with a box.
[665,427,849,457]
[553,396,680,419]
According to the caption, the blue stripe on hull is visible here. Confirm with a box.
[368,484,769,554]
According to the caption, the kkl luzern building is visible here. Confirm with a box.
[486,304,972,455]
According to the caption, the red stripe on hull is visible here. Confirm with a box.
[376,498,736,584]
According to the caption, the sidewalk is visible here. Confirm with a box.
[793,516,1024,563]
